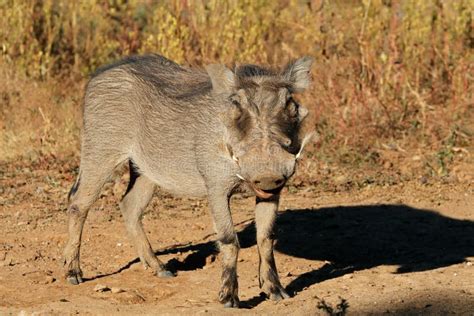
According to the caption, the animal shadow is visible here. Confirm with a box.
[159,204,473,308]
[90,203,473,309]
[237,204,474,296]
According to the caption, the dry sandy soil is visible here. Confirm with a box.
[0,157,473,315]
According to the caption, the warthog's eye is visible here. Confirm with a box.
[281,137,292,148]
[272,131,292,149]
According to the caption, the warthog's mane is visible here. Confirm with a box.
[89,55,292,101]
[235,64,292,91]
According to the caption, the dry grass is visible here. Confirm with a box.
[1,0,473,181]
[0,60,81,160]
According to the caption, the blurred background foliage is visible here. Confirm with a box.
[0,0,473,181]
[2,0,472,78]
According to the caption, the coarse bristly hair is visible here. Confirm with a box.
[234,64,291,90]
[233,58,312,93]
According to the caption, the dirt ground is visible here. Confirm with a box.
[0,157,473,315]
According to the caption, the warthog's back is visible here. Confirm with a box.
[87,54,213,110]
[81,55,220,197]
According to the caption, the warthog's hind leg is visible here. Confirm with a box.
[64,159,119,285]
[120,162,174,277]
[255,195,290,300]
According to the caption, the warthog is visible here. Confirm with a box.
[64,54,313,307]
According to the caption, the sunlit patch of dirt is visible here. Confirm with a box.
[0,157,473,314]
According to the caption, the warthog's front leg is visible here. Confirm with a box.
[255,195,290,300]
[208,190,240,308]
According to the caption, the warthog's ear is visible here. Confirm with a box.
[205,64,235,95]
[283,56,313,93]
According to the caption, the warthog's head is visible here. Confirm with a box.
[206,57,314,199]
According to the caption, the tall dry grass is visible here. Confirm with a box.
[1,0,473,179]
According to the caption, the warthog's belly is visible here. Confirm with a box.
[132,154,208,198]
[151,173,208,197]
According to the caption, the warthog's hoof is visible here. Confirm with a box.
[268,286,291,301]
[223,296,240,308]
[219,288,240,308]
[156,270,175,278]
[66,271,83,285]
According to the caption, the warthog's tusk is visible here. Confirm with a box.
[232,155,239,163]
[296,131,315,160]
[236,173,246,181]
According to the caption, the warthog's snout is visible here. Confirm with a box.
[252,174,285,191]
[235,152,297,199]
[248,174,287,200]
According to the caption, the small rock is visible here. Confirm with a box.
[419,176,428,184]
[205,254,216,265]
[342,274,353,279]
[0,258,12,267]
[94,284,110,292]
[43,275,55,284]
[111,287,125,294]
[285,272,293,277]
[383,161,392,169]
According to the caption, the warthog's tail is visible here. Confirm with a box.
[67,173,81,202]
